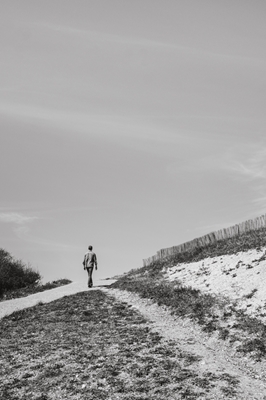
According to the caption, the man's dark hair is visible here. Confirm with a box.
[88,245,93,251]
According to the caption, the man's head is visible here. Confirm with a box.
[88,245,93,251]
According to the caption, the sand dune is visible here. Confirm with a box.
[166,246,266,321]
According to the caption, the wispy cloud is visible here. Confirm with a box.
[227,147,266,180]
[181,142,266,181]
[0,212,38,225]
[14,225,31,238]
[40,22,183,50]
[0,212,40,242]
[0,211,79,250]
[40,22,266,66]
[219,144,266,214]
[17,234,81,251]
[168,140,266,216]
[0,102,188,154]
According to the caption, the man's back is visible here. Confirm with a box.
[84,250,97,267]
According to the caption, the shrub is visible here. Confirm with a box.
[0,249,41,296]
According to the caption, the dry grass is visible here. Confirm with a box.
[109,228,266,363]
[111,274,266,361]
[0,290,239,399]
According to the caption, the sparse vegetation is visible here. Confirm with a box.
[0,248,72,301]
[112,275,220,328]
[112,275,266,360]
[0,290,240,399]
[111,228,266,361]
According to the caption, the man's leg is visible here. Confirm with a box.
[87,267,93,287]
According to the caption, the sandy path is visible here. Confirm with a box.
[0,279,115,319]
[102,287,266,400]
[2,281,266,398]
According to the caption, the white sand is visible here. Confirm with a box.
[165,247,266,320]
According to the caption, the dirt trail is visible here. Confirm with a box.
[102,287,266,400]
[2,282,266,398]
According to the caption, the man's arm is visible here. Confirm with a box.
[94,253,98,270]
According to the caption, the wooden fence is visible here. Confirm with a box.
[143,214,266,267]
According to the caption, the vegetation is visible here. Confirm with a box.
[0,248,72,300]
[111,275,266,361]
[1,278,73,302]
[111,227,266,361]
[0,290,240,399]
[1,226,266,398]
[0,249,40,297]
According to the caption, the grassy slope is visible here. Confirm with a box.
[0,290,239,399]
[111,228,266,360]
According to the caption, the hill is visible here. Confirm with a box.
[111,222,266,361]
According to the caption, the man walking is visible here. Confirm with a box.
[83,245,98,288]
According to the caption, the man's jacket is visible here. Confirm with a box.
[84,251,97,268]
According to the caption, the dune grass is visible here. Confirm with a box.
[111,228,266,361]
[0,290,240,399]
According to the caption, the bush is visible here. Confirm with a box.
[0,249,41,296]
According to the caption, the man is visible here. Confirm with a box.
[83,245,98,288]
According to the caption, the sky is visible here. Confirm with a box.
[1,0,266,283]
